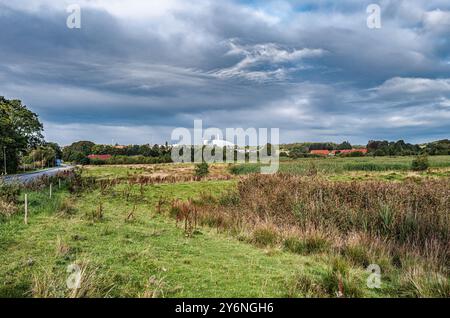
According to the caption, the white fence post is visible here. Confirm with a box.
[24,194,28,225]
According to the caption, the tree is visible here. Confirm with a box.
[309,143,336,151]
[194,162,209,178]
[338,141,352,150]
[425,140,450,155]
[411,154,429,171]
[0,97,43,173]
[45,142,62,160]
[62,141,95,162]
[23,146,57,168]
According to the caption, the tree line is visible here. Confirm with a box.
[283,139,449,158]
[62,141,172,164]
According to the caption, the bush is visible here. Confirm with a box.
[194,162,209,178]
[284,234,330,255]
[0,200,18,218]
[411,155,429,171]
[79,157,91,165]
[252,225,278,246]
[0,181,21,203]
[229,164,260,175]
[284,237,305,254]
[219,190,240,206]
[341,151,365,157]
[321,257,365,298]
[341,244,371,267]
[89,158,106,165]
[399,268,450,298]
[285,274,327,298]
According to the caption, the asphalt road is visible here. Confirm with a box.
[1,166,75,184]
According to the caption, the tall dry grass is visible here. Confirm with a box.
[235,174,448,252]
[173,174,449,296]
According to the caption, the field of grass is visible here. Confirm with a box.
[231,155,450,181]
[0,180,389,298]
[1,156,449,298]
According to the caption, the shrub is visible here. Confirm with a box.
[341,244,371,267]
[228,164,260,175]
[284,237,305,254]
[0,181,21,203]
[341,151,365,157]
[321,257,365,298]
[58,198,77,216]
[285,274,327,298]
[306,162,318,176]
[79,157,90,165]
[252,225,278,246]
[194,162,209,178]
[86,202,104,221]
[218,190,240,206]
[0,200,18,218]
[411,154,429,171]
[398,268,450,298]
[284,234,330,255]
[303,235,330,254]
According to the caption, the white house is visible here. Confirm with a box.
[203,135,235,148]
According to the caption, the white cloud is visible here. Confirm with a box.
[212,41,324,81]
[423,9,450,32]
[374,77,450,94]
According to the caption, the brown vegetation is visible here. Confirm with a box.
[171,174,449,297]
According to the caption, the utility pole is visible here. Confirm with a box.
[3,146,6,175]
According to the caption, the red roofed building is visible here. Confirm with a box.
[331,148,368,155]
[310,150,331,156]
[310,148,368,156]
[88,154,112,161]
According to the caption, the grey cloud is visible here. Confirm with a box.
[0,0,449,145]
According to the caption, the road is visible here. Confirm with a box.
[1,166,75,184]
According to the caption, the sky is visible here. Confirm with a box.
[0,0,449,146]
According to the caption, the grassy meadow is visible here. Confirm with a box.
[0,155,449,298]
[232,155,450,172]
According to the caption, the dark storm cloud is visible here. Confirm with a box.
[0,0,449,145]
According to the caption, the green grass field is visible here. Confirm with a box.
[1,156,449,298]
[231,155,450,179]
[1,179,393,298]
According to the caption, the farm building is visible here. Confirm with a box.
[331,149,368,155]
[310,149,368,156]
[310,150,331,156]
[87,154,112,160]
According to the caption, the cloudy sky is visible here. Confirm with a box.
[0,0,449,145]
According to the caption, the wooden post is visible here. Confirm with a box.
[50,183,52,199]
[24,194,28,225]
[58,178,61,189]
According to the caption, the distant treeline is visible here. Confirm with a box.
[89,155,172,165]
[62,139,450,165]
[62,141,172,165]
[282,139,450,158]
[63,141,274,165]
